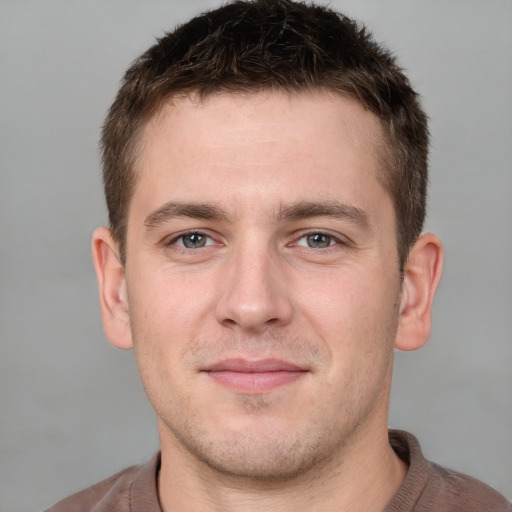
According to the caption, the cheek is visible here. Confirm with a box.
[128,269,213,340]
[296,269,400,372]
[127,278,196,416]
[126,267,223,390]
[297,271,378,330]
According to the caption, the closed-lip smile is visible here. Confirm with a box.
[203,358,308,393]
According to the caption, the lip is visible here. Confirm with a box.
[203,358,308,393]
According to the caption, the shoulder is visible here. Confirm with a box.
[387,430,511,512]
[44,453,161,512]
[421,462,511,512]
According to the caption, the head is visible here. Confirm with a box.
[93,0,443,487]
[101,0,429,270]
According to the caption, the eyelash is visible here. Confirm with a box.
[166,230,347,251]
[292,230,347,250]
[167,230,217,249]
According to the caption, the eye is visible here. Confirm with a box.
[296,233,338,249]
[173,232,214,249]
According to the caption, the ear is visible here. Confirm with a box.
[92,227,133,350]
[394,233,443,352]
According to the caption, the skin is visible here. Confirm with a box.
[93,91,443,511]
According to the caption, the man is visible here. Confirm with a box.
[47,0,510,510]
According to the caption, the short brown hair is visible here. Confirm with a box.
[101,0,429,269]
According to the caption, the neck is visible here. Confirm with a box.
[157,423,407,512]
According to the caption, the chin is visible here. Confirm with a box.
[168,419,344,483]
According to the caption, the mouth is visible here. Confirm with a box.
[202,358,308,393]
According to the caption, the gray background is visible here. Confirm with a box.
[1,1,511,510]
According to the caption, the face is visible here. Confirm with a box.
[122,91,403,479]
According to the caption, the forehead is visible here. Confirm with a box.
[144,89,383,158]
[132,90,391,221]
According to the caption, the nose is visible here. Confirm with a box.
[215,241,293,332]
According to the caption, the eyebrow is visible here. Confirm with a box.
[277,201,372,230]
[144,202,231,230]
[143,200,371,231]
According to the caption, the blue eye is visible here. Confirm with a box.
[175,232,212,249]
[307,233,333,248]
[296,233,337,248]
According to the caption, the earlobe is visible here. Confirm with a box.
[92,227,134,350]
[394,233,443,352]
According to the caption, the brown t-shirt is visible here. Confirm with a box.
[46,430,511,512]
